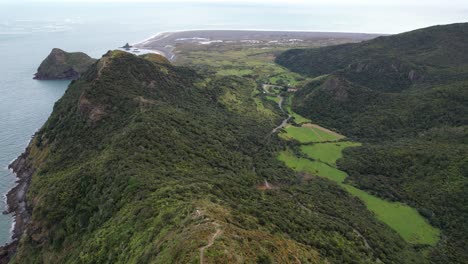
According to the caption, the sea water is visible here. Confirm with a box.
[0,1,466,245]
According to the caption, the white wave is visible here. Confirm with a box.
[199,40,223,45]
[132,31,168,46]
[9,219,15,241]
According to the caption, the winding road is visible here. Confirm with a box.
[270,95,292,135]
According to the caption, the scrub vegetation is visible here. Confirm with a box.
[8,51,429,264]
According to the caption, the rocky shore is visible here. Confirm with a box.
[0,146,35,263]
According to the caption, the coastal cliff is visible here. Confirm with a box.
[0,145,35,264]
[34,48,96,80]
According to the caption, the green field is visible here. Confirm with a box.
[278,120,440,245]
[265,95,280,104]
[268,72,303,86]
[301,142,361,165]
[278,151,347,183]
[175,47,312,87]
[289,111,310,124]
[279,124,342,143]
[344,185,440,245]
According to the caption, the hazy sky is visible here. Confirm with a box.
[1,0,466,34]
[4,0,468,5]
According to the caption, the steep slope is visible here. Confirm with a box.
[276,23,468,92]
[277,23,468,263]
[34,48,96,80]
[2,50,431,263]
[292,75,468,141]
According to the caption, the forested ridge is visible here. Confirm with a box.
[2,50,431,263]
[276,23,468,263]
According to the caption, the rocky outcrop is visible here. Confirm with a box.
[0,145,35,263]
[34,48,96,80]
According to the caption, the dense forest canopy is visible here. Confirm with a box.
[276,23,468,263]
[3,50,431,263]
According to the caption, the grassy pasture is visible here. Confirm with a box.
[301,142,361,166]
[344,185,440,245]
[278,119,440,245]
[278,151,347,183]
[175,47,308,85]
[279,148,440,245]
[266,95,280,104]
[279,124,342,143]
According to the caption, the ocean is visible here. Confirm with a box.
[0,1,466,245]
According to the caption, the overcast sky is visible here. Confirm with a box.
[4,0,468,5]
[1,0,466,34]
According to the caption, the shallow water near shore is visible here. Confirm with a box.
[0,1,466,245]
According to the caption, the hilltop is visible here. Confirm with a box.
[277,23,468,263]
[276,23,468,92]
[34,48,96,80]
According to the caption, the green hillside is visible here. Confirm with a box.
[3,51,430,263]
[276,23,468,263]
[276,23,468,92]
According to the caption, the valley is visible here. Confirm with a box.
[169,34,441,247]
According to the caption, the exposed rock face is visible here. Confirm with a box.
[0,146,35,264]
[78,93,106,125]
[321,76,352,102]
[34,48,96,80]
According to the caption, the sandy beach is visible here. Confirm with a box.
[133,30,383,61]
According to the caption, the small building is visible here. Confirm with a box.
[287,88,298,92]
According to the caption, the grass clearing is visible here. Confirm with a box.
[301,142,361,165]
[279,124,342,143]
[265,95,280,104]
[278,151,347,183]
[344,185,440,245]
[288,109,311,124]
[175,47,312,86]
[278,117,440,245]
[279,148,440,245]
[262,84,283,94]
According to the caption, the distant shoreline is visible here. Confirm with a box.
[133,29,384,61]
